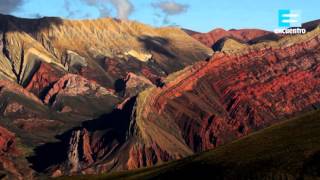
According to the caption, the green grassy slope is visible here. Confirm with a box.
[59,110,320,180]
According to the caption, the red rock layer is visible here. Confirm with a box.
[139,33,320,153]
[0,126,16,155]
[192,28,275,48]
[0,126,31,180]
[127,143,172,170]
[43,74,115,105]
[25,62,64,98]
[41,74,119,116]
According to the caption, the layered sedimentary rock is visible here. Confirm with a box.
[43,74,119,116]
[1,13,320,179]
[41,26,320,176]
[0,13,212,89]
[134,27,320,155]
[25,62,65,98]
[0,14,213,179]
[0,79,67,147]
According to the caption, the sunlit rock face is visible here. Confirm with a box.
[0,13,212,89]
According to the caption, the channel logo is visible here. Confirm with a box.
[274,9,306,34]
[278,9,301,27]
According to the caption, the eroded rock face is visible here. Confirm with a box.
[1,13,320,179]
[41,97,137,176]
[136,31,320,153]
[62,50,88,73]
[44,74,115,104]
[0,13,196,178]
[43,74,119,116]
[25,62,64,99]
[127,143,172,170]
[123,72,154,98]
[0,126,15,155]
[34,28,320,177]
[0,126,33,180]
[0,13,212,89]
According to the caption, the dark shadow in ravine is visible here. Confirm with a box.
[27,97,137,173]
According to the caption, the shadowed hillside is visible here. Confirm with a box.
[62,109,320,180]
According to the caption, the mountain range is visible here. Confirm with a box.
[0,13,319,179]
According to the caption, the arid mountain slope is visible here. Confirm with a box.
[130,26,320,156]
[0,14,212,179]
[1,13,320,179]
[0,14,212,88]
[37,26,320,176]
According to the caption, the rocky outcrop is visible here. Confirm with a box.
[0,126,33,180]
[123,72,154,97]
[62,50,88,73]
[31,97,137,176]
[127,143,172,170]
[43,74,119,116]
[25,62,64,98]
[0,126,16,155]
[44,74,115,104]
